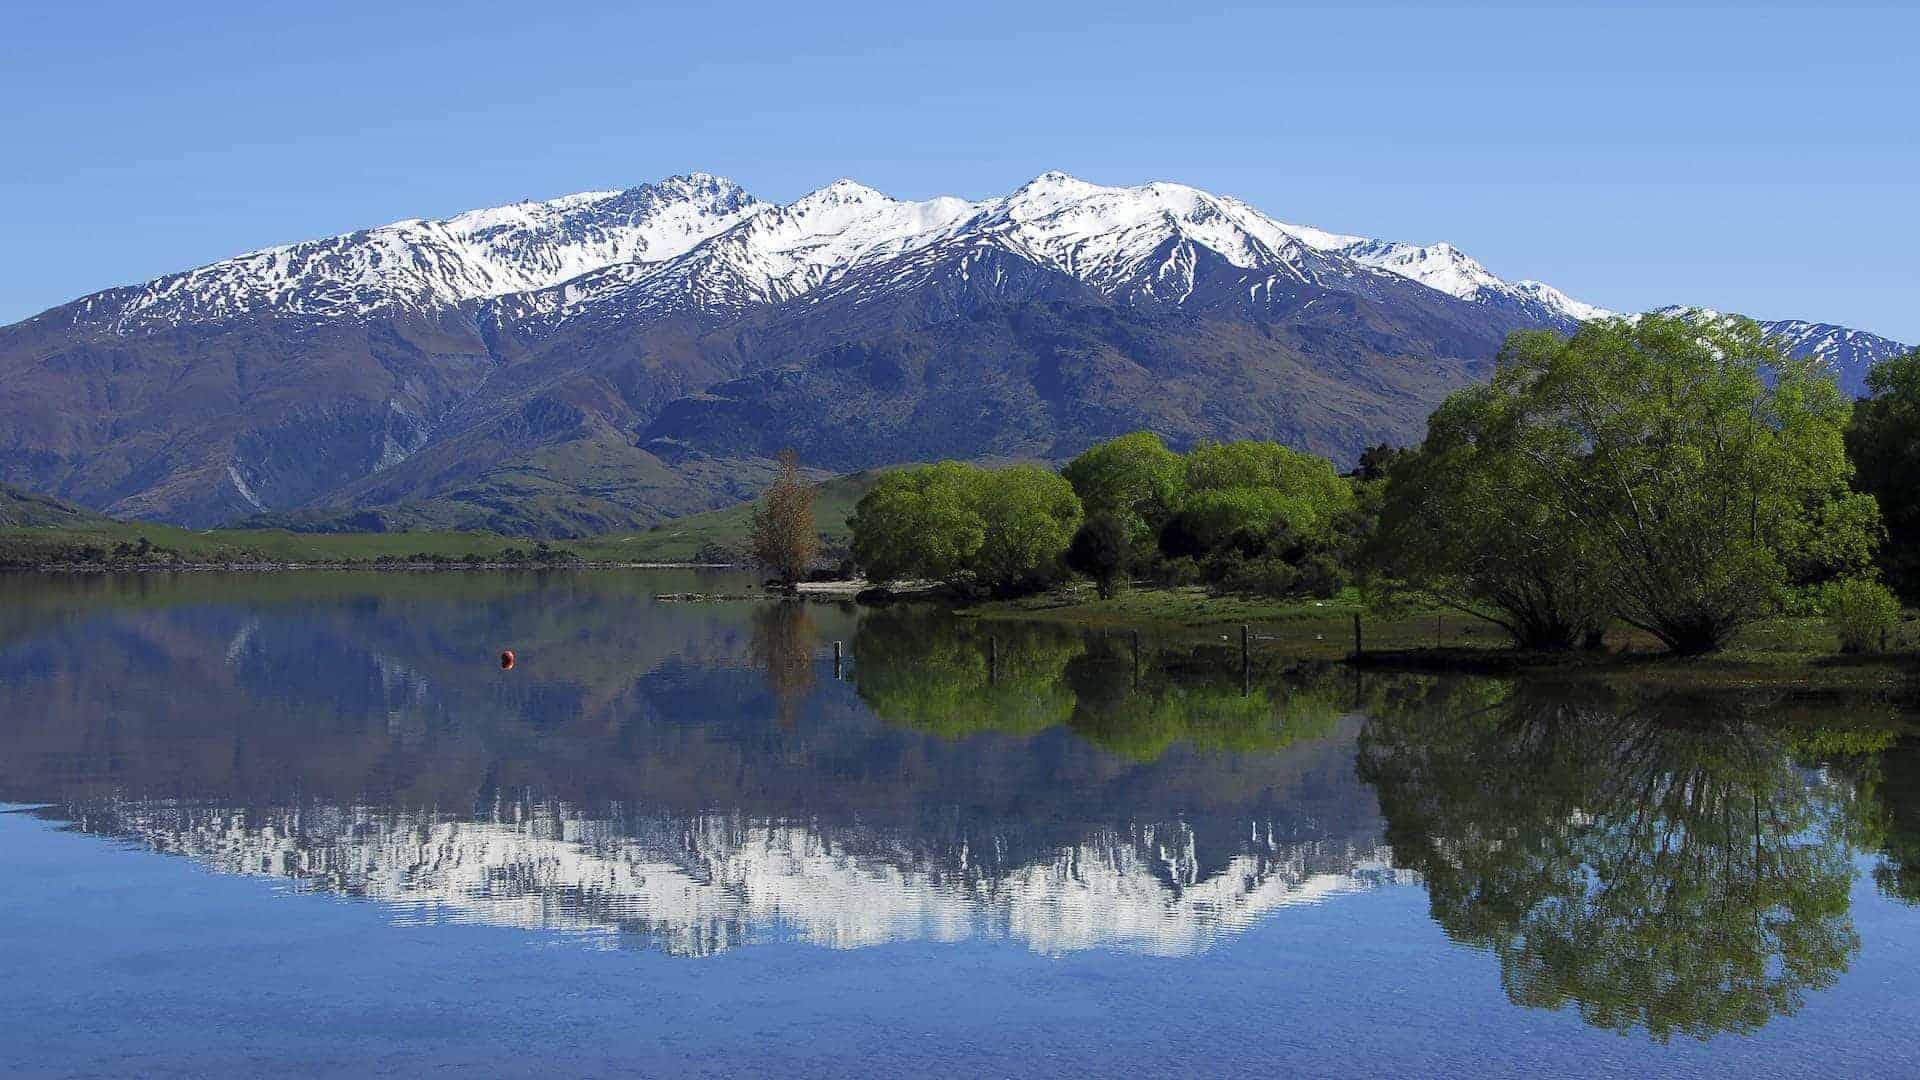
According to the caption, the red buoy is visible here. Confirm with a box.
[500,649,516,670]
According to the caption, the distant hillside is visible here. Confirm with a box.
[0,472,884,568]
[599,469,886,563]
[0,484,114,528]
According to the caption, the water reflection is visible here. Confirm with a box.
[1356,682,1902,1041]
[0,573,1397,958]
[852,613,1346,758]
[60,799,1406,957]
[1,572,1916,1042]
[751,600,821,727]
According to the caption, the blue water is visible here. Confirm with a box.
[1,571,1917,1077]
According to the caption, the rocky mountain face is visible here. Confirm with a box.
[2,173,1906,534]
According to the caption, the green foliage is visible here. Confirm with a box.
[1822,577,1901,654]
[852,613,1352,761]
[1183,440,1355,539]
[849,462,1081,594]
[1373,314,1877,655]
[1847,348,1920,602]
[1109,438,1361,600]
[1065,513,1132,599]
[849,462,990,584]
[850,616,1087,739]
[972,465,1083,594]
[1166,488,1305,555]
[1059,643,1344,762]
[1060,432,1187,546]
[1369,382,1612,650]
[1205,551,1301,599]
[1855,744,1920,906]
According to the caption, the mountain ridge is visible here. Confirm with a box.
[2,172,1908,535]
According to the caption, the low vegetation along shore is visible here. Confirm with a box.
[966,583,1918,692]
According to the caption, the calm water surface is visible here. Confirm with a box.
[2,571,1917,1077]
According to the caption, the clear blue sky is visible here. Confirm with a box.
[4,0,1915,339]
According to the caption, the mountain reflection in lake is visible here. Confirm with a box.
[2,570,1918,1071]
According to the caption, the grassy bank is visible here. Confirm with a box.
[965,582,1920,692]
[0,520,713,569]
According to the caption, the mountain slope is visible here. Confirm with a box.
[2,171,1906,535]
[0,483,114,528]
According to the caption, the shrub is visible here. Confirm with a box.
[1065,512,1132,599]
[693,541,742,565]
[1135,552,1200,587]
[1293,550,1345,599]
[1824,577,1902,654]
[1210,553,1300,598]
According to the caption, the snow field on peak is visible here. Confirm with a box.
[79,168,1617,334]
[99,175,764,329]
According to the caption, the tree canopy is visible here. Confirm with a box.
[849,461,1081,594]
[1182,439,1355,541]
[748,449,820,585]
[1060,432,1187,546]
[1846,348,1920,601]
[1372,314,1879,654]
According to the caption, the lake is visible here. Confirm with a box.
[2,570,1917,1077]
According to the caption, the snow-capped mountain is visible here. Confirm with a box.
[3,170,1905,532]
[1653,305,1912,396]
[77,173,763,331]
[61,170,1605,335]
[475,170,1616,346]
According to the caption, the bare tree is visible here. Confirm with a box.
[750,449,820,587]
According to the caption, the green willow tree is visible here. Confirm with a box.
[849,462,1081,595]
[1179,439,1355,542]
[1369,387,1611,649]
[972,465,1084,593]
[1374,314,1878,654]
[1060,432,1188,547]
[1846,348,1920,601]
[848,462,989,584]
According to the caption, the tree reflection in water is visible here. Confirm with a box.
[750,601,819,727]
[1356,682,1897,1042]
[850,612,1348,760]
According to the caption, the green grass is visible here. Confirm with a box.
[0,519,559,566]
[966,582,1920,690]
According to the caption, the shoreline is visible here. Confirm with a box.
[0,560,744,573]
[958,584,1920,694]
[4,561,1912,692]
